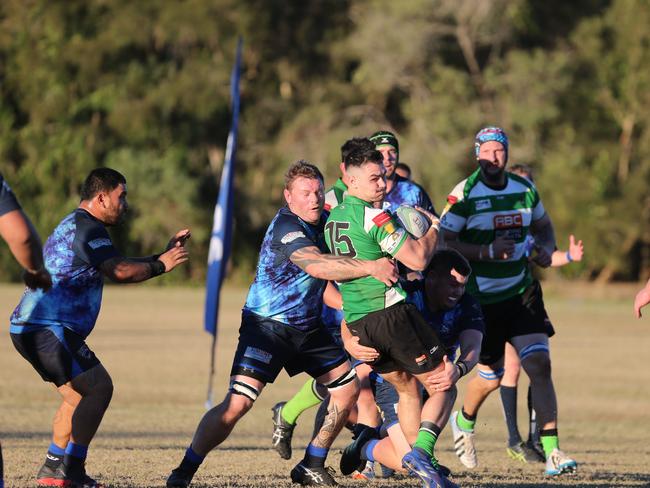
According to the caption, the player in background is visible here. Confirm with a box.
[0,173,52,488]
[368,130,436,215]
[326,146,457,488]
[634,278,650,318]
[499,164,584,463]
[395,162,412,180]
[167,161,398,487]
[271,139,384,481]
[11,168,189,488]
[440,127,577,477]
[339,249,483,488]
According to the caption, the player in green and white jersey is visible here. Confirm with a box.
[440,127,577,477]
[326,145,457,488]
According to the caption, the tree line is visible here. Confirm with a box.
[0,0,648,283]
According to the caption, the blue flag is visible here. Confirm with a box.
[204,38,242,336]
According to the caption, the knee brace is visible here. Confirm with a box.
[229,379,260,402]
[323,369,357,392]
[519,342,550,361]
[478,367,505,381]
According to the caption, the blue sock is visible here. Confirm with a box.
[303,443,328,468]
[178,446,204,474]
[45,442,65,468]
[362,439,379,462]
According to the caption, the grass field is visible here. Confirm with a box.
[1,282,649,487]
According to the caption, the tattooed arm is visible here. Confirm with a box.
[290,246,398,285]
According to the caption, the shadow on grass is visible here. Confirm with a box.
[459,470,650,487]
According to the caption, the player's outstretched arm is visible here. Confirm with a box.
[392,207,440,271]
[441,229,516,261]
[100,229,190,283]
[634,278,650,319]
[550,234,583,267]
[530,213,557,258]
[290,246,398,285]
[0,209,52,290]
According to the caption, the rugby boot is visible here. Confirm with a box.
[339,425,377,475]
[166,466,195,488]
[402,447,445,488]
[506,441,545,463]
[545,448,577,476]
[450,411,478,468]
[290,462,338,486]
[56,463,104,488]
[351,461,375,479]
[525,437,545,462]
[36,463,65,487]
[272,401,296,460]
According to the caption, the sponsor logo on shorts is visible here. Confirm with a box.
[88,238,112,250]
[280,231,306,244]
[475,198,492,211]
[415,354,427,365]
[429,346,439,355]
[76,344,93,360]
[244,346,272,364]
[493,213,523,228]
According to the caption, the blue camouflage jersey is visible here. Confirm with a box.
[10,209,119,338]
[382,175,436,216]
[0,173,21,216]
[243,206,329,330]
[404,279,485,355]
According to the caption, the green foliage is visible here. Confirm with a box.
[0,0,648,283]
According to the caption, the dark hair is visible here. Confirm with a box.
[80,168,126,201]
[395,162,411,176]
[340,137,375,162]
[425,249,471,279]
[343,147,383,170]
[284,160,324,190]
[509,164,534,182]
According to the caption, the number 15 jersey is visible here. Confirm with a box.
[325,195,408,323]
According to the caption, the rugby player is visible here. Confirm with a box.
[326,146,452,488]
[440,127,578,476]
[0,173,52,488]
[271,139,383,479]
[166,161,398,487]
[10,168,190,488]
[339,249,483,488]
[499,164,584,463]
[368,130,435,215]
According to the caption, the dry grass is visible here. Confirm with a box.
[1,283,649,487]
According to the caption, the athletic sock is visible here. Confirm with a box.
[500,385,522,446]
[527,385,539,444]
[45,442,66,469]
[361,439,379,462]
[413,421,441,459]
[283,379,324,425]
[63,442,88,475]
[178,446,204,474]
[456,408,476,432]
[539,428,559,458]
[303,443,328,468]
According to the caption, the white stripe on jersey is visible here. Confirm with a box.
[385,287,405,308]
[476,269,526,294]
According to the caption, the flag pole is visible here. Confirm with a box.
[204,37,243,409]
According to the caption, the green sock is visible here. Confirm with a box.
[281,378,324,425]
[413,421,441,458]
[540,431,559,458]
[456,410,476,432]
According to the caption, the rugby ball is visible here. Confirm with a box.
[396,205,431,239]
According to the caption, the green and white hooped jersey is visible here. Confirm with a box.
[440,169,546,305]
[325,195,408,322]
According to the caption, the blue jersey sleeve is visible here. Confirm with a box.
[0,174,22,217]
[457,294,485,334]
[72,214,120,267]
[271,213,320,260]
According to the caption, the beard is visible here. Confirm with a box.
[478,159,506,185]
